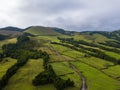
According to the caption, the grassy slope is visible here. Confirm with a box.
[72,62,120,90]
[52,44,114,69]
[0,38,17,52]
[51,62,74,75]
[51,62,81,89]
[50,55,74,62]
[0,58,17,80]
[72,33,111,42]
[79,43,120,61]
[103,50,120,60]
[78,57,114,69]
[103,65,120,79]
[51,44,120,90]
[24,26,61,36]
[4,59,56,90]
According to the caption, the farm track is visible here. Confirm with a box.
[48,42,88,90]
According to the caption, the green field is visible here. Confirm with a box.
[39,47,56,55]
[52,44,114,70]
[52,44,85,58]
[51,62,81,89]
[35,36,60,42]
[78,57,114,69]
[103,65,120,79]
[52,44,72,53]
[0,58,17,80]
[1,26,120,90]
[3,59,56,90]
[72,33,111,43]
[51,62,74,75]
[103,50,120,60]
[24,26,61,36]
[50,55,74,62]
[72,62,120,90]
[0,38,17,52]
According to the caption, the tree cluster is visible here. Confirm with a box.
[32,52,74,90]
[58,37,120,53]
[0,35,44,89]
[52,42,120,65]
[33,65,74,90]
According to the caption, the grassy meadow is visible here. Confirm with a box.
[0,58,17,80]
[3,59,55,90]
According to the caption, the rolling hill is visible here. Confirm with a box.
[0,27,23,38]
[0,26,120,90]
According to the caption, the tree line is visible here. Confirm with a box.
[57,37,120,54]
[52,42,120,65]
[0,35,44,90]
[32,50,74,90]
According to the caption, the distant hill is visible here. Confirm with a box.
[0,27,23,38]
[80,30,120,41]
[24,26,74,36]
[0,25,120,42]
[0,26,23,31]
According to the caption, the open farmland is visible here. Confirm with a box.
[0,26,120,90]
[0,58,17,80]
[3,59,56,90]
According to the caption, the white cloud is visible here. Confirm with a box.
[0,0,120,31]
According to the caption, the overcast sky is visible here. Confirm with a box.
[0,0,120,31]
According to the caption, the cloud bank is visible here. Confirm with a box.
[0,0,120,31]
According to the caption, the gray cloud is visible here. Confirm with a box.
[0,0,120,31]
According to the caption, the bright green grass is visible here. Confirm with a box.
[0,58,17,80]
[78,43,120,61]
[78,57,114,69]
[52,44,85,58]
[72,34,91,42]
[4,59,55,90]
[72,34,110,43]
[92,34,111,43]
[24,26,61,36]
[0,38,17,51]
[0,38,17,46]
[35,36,60,42]
[52,44,72,53]
[103,65,120,79]
[62,50,85,59]
[50,55,74,62]
[51,62,74,75]
[51,62,81,89]
[52,44,114,70]
[61,73,81,89]
[103,50,120,60]
[72,62,120,90]
[39,47,56,55]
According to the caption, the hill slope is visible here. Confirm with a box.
[24,26,63,36]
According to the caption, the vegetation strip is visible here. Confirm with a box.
[0,35,44,90]
[49,42,87,90]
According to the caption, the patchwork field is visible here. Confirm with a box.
[3,59,55,90]
[0,38,17,52]
[103,65,120,80]
[1,27,120,90]
[51,62,81,89]
[72,62,120,90]
[0,58,17,80]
